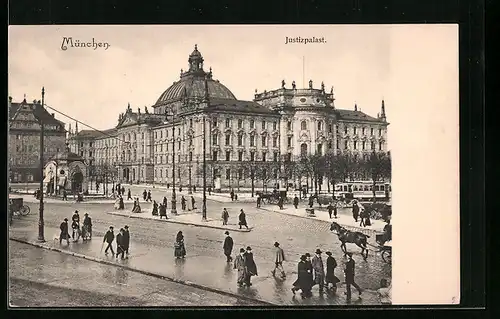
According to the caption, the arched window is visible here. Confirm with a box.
[300,143,308,157]
[318,121,323,131]
[301,120,307,130]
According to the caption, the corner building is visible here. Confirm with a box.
[68,45,389,190]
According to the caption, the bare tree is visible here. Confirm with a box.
[246,161,259,197]
[324,152,348,197]
[362,151,392,202]
[281,155,296,191]
[255,162,274,192]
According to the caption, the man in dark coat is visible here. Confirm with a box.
[238,209,248,229]
[127,189,132,200]
[191,196,196,210]
[59,218,70,245]
[243,246,258,286]
[344,252,363,300]
[222,208,229,225]
[308,195,314,208]
[116,228,125,259]
[103,226,115,256]
[163,196,168,209]
[181,196,186,211]
[291,255,313,298]
[305,253,314,290]
[121,186,125,195]
[83,213,92,240]
[223,231,234,262]
[325,251,340,293]
[142,190,147,201]
[123,225,130,258]
[256,195,261,208]
[147,190,152,202]
[352,200,360,222]
[278,196,284,210]
[230,189,235,201]
[311,249,325,294]
[62,189,67,201]
[159,203,168,219]
[271,242,286,278]
[293,195,299,209]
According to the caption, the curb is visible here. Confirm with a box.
[9,237,273,306]
[259,208,382,236]
[107,212,252,233]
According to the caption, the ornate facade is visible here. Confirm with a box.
[67,45,389,190]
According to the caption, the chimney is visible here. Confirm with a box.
[52,113,55,117]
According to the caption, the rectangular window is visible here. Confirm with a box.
[318,122,323,131]
[238,135,243,146]
[371,128,374,136]
[226,169,231,180]
[225,134,230,145]
[344,141,348,149]
[225,119,230,127]
[80,151,84,156]
[261,135,266,147]
[225,151,231,161]
[238,151,243,161]
[353,141,357,150]
[287,137,292,148]
[250,136,255,147]
[238,168,243,180]
[262,121,266,130]
[250,120,255,129]
[155,132,157,139]
[212,134,218,146]
[250,151,255,161]
[273,122,277,130]
[80,142,84,147]
[189,152,193,162]
[371,142,375,150]
[379,142,383,150]
[212,151,218,161]
[89,142,93,147]
[89,151,93,157]
[287,121,292,130]
[160,169,163,178]
[178,155,180,163]
[273,152,278,162]
[317,144,323,155]
[238,119,242,128]
[328,124,332,133]
[190,119,193,128]
[213,119,218,127]
[178,141,181,150]
[362,127,365,135]
[273,136,278,147]
[262,152,266,162]
[362,141,366,150]
[379,128,382,136]
[354,127,357,135]
[344,126,348,134]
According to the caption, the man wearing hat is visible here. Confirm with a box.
[352,200,360,222]
[291,255,313,298]
[71,210,80,241]
[59,218,70,245]
[82,213,92,240]
[116,228,125,259]
[325,251,340,293]
[311,249,326,293]
[223,231,234,262]
[304,253,314,288]
[244,246,258,286]
[103,226,115,256]
[123,225,130,258]
[271,242,286,279]
[344,252,363,300]
[233,248,247,287]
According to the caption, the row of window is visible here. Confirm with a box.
[153,167,284,181]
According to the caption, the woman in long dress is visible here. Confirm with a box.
[114,197,121,210]
[174,231,186,259]
[152,200,159,216]
[291,255,313,298]
[132,198,142,214]
[325,251,341,294]
[118,196,125,210]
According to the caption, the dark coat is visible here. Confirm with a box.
[293,261,313,290]
[83,216,92,226]
[60,221,69,235]
[116,233,123,247]
[244,252,258,276]
[103,230,114,244]
[344,258,356,283]
[352,204,359,215]
[238,212,247,225]
[159,204,167,216]
[305,260,314,282]
[122,230,130,249]
[223,236,233,255]
[163,197,168,206]
[293,197,299,206]
[325,256,340,284]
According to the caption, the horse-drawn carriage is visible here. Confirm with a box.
[256,190,288,205]
[376,234,392,263]
[9,198,30,216]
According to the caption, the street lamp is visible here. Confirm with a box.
[202,115,207,221]
[166,109,178,215]
[38,87,45,242]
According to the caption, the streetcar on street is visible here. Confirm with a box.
[334,181,391,201]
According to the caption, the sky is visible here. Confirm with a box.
[8,24,460,304]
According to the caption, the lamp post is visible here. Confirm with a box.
[38,87,45,242]
[202,115,207,221]
[168,110,178,215]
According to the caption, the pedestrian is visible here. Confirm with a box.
[208,186,212,196]
[234,193,238,201]
[230,189,235,201]
[291,255,313,298]
[147,190,152,202]
[82,213,92,240]
[132,198,142,213]
[328,202,334,219]
[174,231,186,259]
[118,195,125,210]
[142,189,147,201]
[308,195,314,208]
[256,195,261,208]
[103,226,115,256]
[123,225,130,258]
[344,252,363,300]
[244,246,258,287]
[352,200,359,222]
[121,186,125,195]
[127,189,132,200]
[62,189,67,201]
[238,209,249,229]
[221,208,229,225]
[191,196,196,210]
[278,196,284,210]
[152,200,159,216]
[71,210,80,240]
[333,202,338,218]
[193,185,196,192]
[293,195,299,209]
[223,231,233,262]
[181,196,186,211]
[59,218,70,245]
[305,253,314,291]
[159,203,168,219]
[359,208,367,227]
[325,251,340,294]
[163,196,168,209]
[233,248,247,287]
[311,249,326,294]
[271,242,286,279]
[116,228,125,259]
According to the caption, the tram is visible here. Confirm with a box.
[334,181,391,201]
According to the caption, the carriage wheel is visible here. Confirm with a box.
[19,205,30,216]
[382,250,392,263]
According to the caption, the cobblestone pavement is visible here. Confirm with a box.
[9,190,390,306]
[9,241,258,307]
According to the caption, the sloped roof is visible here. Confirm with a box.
[10,100,65,126]
[337,109,384,123]
[208,99,279,115]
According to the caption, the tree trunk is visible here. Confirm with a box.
[372,176,377,203]
[251,174,255,197]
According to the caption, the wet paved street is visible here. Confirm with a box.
[10,185,390,306]
[9,240,259,307]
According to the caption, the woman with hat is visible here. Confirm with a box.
[325,251,340,294]
[82,213,92,240]
[271,242,286,279]
[244,246,258,286]
[291,255,313,298]
[233,248,247,287]
[174,231,186,259]
[59,218,70,245]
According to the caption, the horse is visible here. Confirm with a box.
[330,222,370,259]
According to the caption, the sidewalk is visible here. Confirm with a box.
[259,205,385,236]
[9,225,383,306]
[107,209,252,233]
[11,194,116,204]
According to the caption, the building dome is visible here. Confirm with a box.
[155,45,237,105]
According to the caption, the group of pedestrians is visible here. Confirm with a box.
[102,225,131,259]
[220,208,250,229]
[352,200,372,227]
[58,211,92,245]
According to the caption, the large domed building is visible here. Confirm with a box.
[68,45,389,192]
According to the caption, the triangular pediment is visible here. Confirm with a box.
[118,114,138,128]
